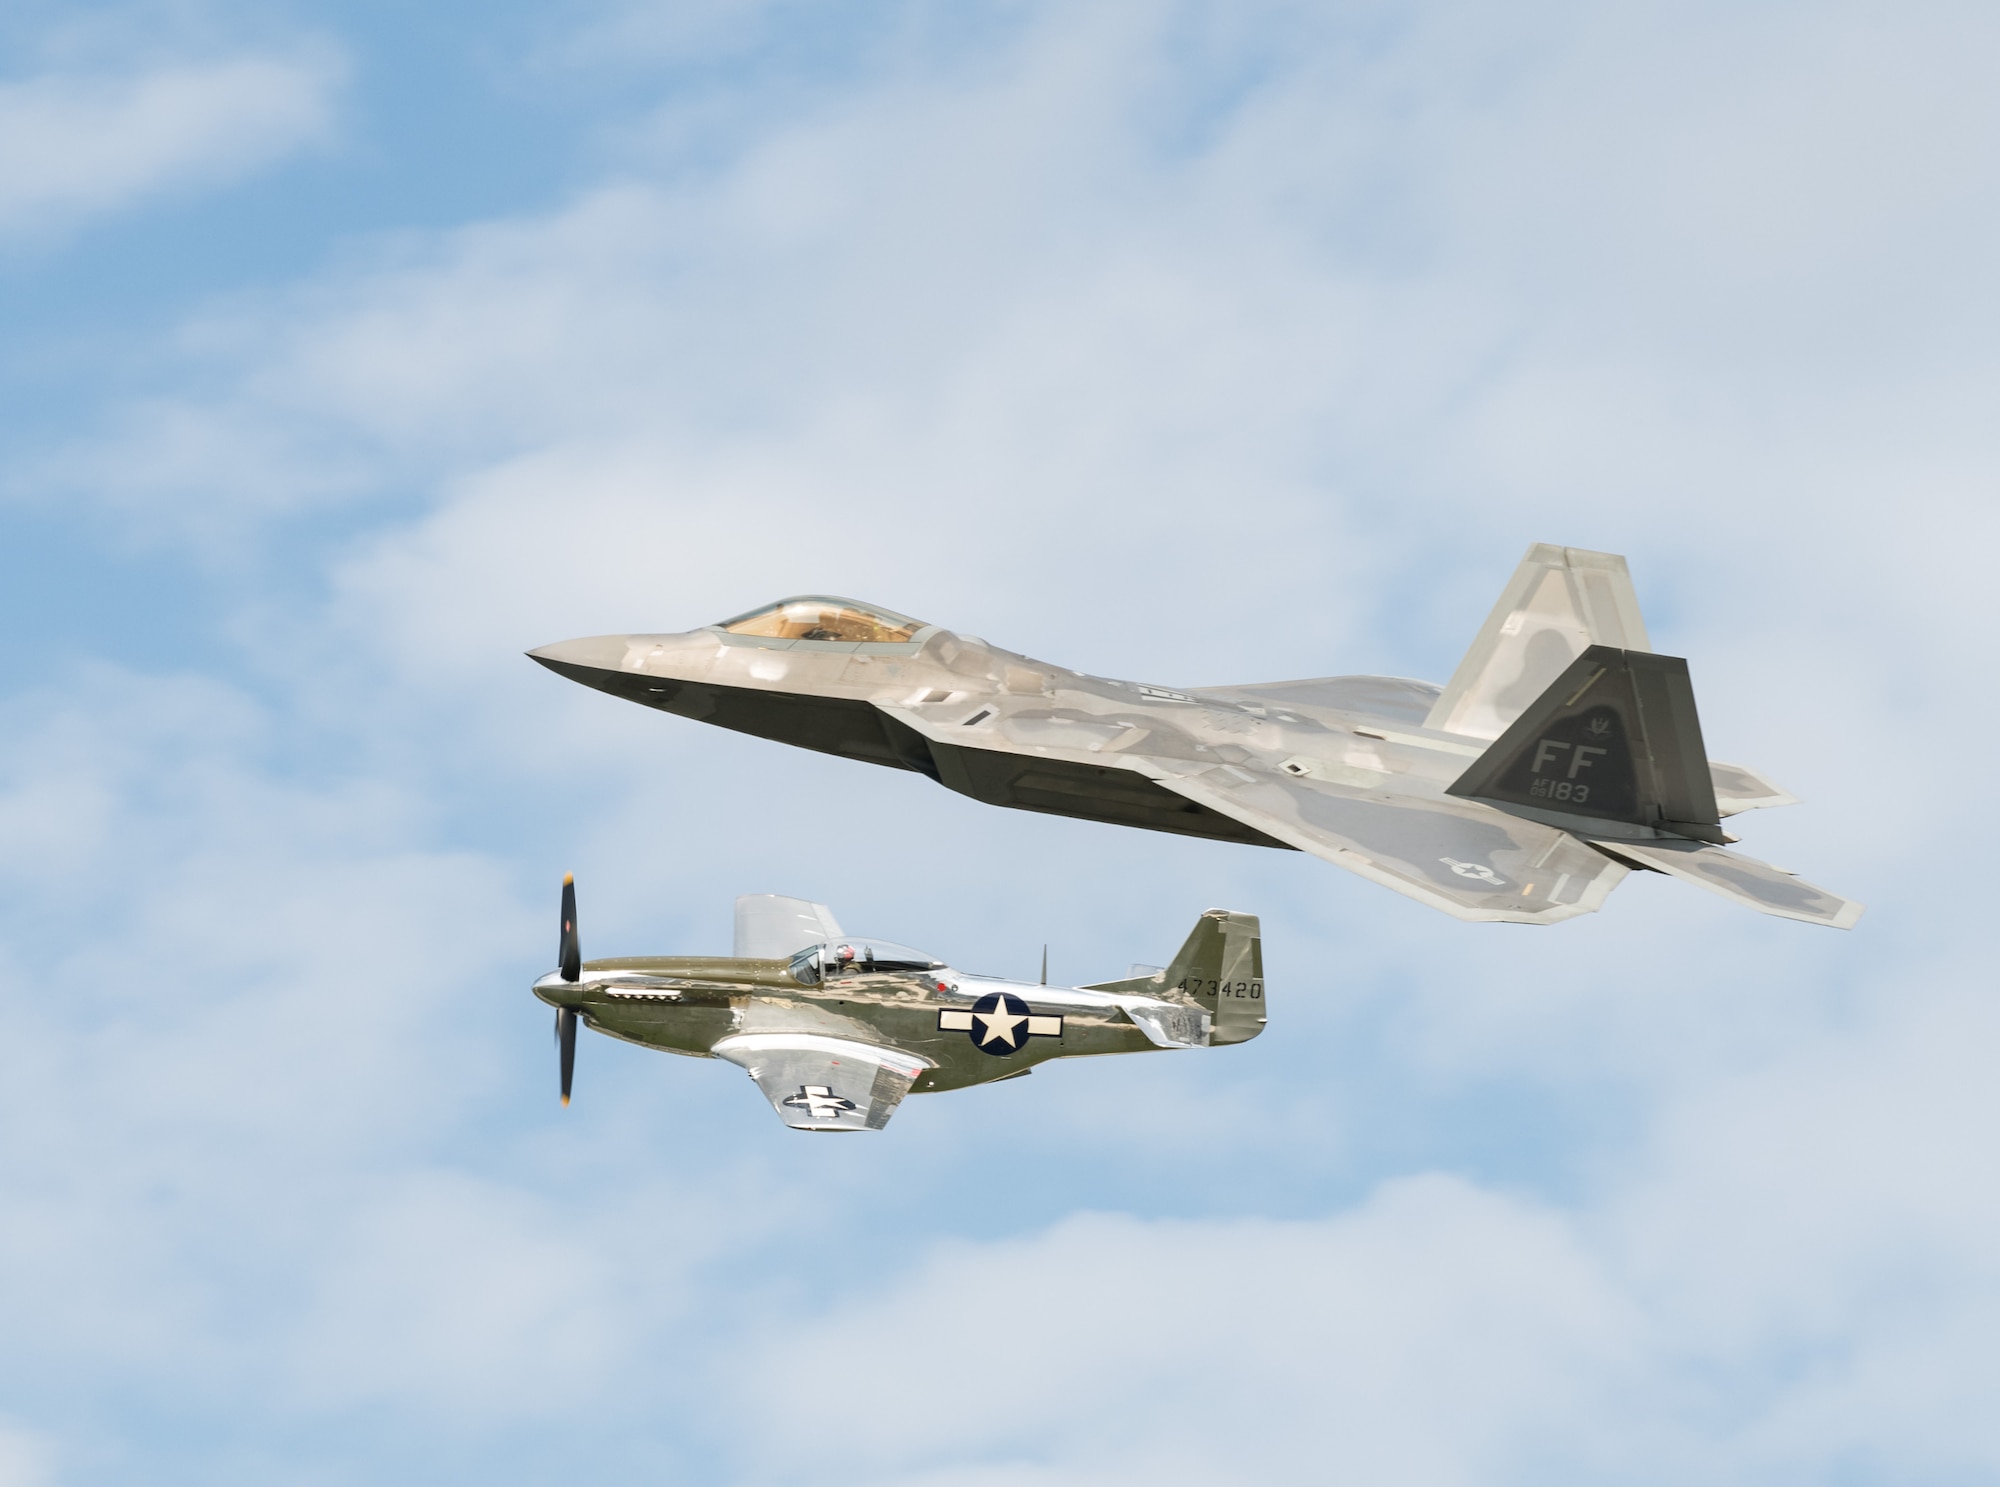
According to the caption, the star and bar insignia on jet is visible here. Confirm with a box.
[938,991,1062,1055]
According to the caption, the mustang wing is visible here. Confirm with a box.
[1147,763,1628,924]
[709,1033,928,1132]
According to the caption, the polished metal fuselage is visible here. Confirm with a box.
[533,956,1174,1094]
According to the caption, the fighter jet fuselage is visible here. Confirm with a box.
[531,547,1860,929]
[533,617,1394,850]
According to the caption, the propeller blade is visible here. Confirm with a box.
[559,873,581,982]
[558,1006,577,1107]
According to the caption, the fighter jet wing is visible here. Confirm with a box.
[709,1032,929,1131]
[1143,762,1629,924]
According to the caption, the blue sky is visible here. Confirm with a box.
[2,1,1995,1482]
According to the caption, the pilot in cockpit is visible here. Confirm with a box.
[829,943,875,975]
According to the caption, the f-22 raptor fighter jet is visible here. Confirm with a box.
[532,544,1860,929]
[536,885,1265,1131]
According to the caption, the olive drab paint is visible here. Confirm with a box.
[1159,909,1266,1046]
[534,892,1269,1132]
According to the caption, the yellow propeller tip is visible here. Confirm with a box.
[563,872,574,886]
[560,1095,570,1107]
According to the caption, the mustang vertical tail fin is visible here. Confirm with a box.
[1161,909,1266,1046]
[1446,644,1724,842]
[1427,544,1651,741]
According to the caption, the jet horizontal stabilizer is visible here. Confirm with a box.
[1586,838,1863,929]
[1709,760,1800,817]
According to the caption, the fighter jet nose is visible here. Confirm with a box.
[527,634,631,676]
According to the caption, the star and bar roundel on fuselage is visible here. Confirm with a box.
[937,990,1064,1056]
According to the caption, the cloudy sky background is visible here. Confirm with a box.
[1,0,1995,1481]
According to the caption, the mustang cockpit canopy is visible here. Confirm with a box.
[789,939,946,985]
[718,597,929,646]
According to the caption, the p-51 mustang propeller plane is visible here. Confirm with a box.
[531,544,1860,929]
[538,885,1265,1131]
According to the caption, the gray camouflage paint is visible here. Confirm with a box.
[531,545,1859,929]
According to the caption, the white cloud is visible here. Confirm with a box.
[3,0,1997,1480]
[0,48,341,240]
[0,1422,52,1487]
[728,966,2000,1483]
[737,1178,1641,1484]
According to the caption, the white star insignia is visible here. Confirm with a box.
[975,1001,1027,1049]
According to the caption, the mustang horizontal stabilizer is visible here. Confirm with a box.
[1426,544,1651,741]
[711,1033,927,1131]
[1590,838,1863,929]
[1447,645,1725,843]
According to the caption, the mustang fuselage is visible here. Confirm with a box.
[534,954,1209,1095]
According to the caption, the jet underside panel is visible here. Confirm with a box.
[540,658,924,771]
[922,736,1289,846]
[548,657,1292,848]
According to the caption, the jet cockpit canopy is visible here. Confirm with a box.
[789,938,946,985]
[717,596,929,646]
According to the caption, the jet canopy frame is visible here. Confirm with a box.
[717,596,931,646]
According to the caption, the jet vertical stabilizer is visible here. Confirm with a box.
[1427,544,1651,741]
[1446,644,1722,842]
[1447,646,1863,927]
